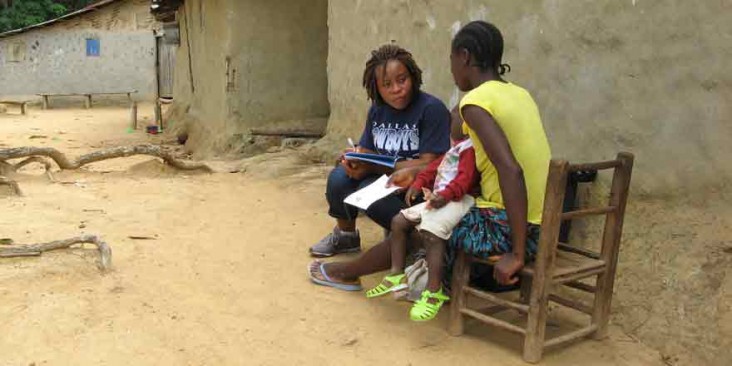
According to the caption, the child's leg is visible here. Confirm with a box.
[421,231,447,293]
[409,230,451,321]
[414,196,475,292]
[365,206,424,298]
[389,212,419,274]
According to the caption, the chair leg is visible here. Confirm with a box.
[523,293,550,363]
[523,273,551,363]
[520,276,532,304]
[448,249,470,336]
[591,272,613,339]
[592,153,633,339]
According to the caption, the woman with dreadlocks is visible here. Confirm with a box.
[309,21,551,323]
[309,44,451,258]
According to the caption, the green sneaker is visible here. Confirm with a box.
[366,273,407,298]
[410,288,450,321]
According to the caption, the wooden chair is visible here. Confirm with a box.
[448,152,634,363]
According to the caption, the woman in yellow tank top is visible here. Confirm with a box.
[443,20,552,289]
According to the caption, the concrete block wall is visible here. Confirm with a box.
[0,0,158,100]
[0,30,155,98]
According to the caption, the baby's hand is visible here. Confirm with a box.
[423,188,446,210]
[405,186,421,206]
[427,194,447,210]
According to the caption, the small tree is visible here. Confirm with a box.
[0,0,97,33]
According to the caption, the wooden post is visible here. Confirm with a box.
[154,100,163,129]
[154,33,163,129]
[523,159,568,363]
[42,95,49,110]
[20,102,26,115]
[85,94,92,109]
[448,249,470,336]
[129,102,138,130]
[591,153,634,339]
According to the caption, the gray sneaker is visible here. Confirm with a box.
[309,227,361,257]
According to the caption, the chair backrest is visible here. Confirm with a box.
[534,153,635,279]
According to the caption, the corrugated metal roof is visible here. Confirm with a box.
[0,0,125,39]
[150,0,182,21]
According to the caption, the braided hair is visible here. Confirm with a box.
[452,21,511,75]
[362,44,423,105]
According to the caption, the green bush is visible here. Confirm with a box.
[0,0,96,33]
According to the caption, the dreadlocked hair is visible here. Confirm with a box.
[362,44,423,105]
[452,21,511,76]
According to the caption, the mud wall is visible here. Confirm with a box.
[227,0,329,130]
[327,0,732,197]
[169,0,231,153]
[0,0,158,99]
[170,0,329,156]
[327,1,731,365]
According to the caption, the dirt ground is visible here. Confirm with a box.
[0,105,666,365]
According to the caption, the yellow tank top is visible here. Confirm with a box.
[460,80,551,224]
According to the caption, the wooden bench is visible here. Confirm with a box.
[38,91,137,110]
[449,153,634,363]
[0,100,30,115]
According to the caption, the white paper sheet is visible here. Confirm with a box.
[343,175,401,210]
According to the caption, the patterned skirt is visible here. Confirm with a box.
[444,206,541,287]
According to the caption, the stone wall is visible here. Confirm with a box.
[0,0,158,100]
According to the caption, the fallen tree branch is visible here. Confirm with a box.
[13,156,55,181]
[0,144,213,173]
[250,130,324,138]
[0,235,112,271]
[0,175,22,196]
[0,160,13,175]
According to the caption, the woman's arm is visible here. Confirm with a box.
[462,105,528,285]
[343,150,439,179]
[395,153,439,170]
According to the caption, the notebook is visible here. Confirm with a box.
[343,175,401,210]
[343,152,399,169]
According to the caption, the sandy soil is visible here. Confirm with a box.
[0,105,665,365]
